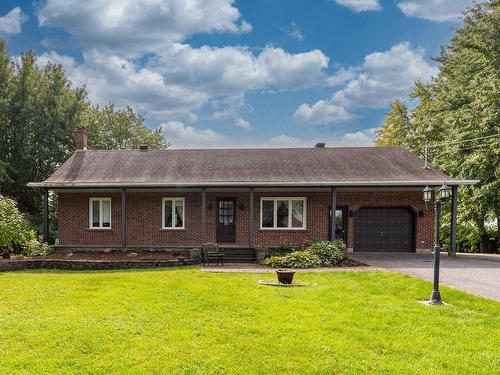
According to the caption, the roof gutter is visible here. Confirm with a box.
[27,179,480,188]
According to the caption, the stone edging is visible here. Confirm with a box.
[0,259,198,272]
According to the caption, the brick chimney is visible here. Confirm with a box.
[75,127,88,150]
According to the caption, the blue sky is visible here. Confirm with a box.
[0,0,476,148]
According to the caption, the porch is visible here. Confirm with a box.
[40,185,460,261]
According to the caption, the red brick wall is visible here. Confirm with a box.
[127,192,201,247]
[58,192,122,246]
[58,190,434,251]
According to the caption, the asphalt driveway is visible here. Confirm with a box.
[350,253,500,301]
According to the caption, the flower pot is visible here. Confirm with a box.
[276,269,295,284]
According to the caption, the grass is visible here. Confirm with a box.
[0,268,498,374]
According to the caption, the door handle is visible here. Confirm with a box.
[381,231,384,237]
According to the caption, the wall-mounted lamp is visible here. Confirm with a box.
[239,202,245,210]
[418,210,425,217]
[349,210,354,217]
[208,202,213,210]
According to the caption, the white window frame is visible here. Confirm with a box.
[89,198,112,229]
[162,197,185,229]
[260,197,307,230]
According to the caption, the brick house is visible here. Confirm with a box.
[29,128,476,261]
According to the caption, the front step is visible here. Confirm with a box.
[221,247,256,263]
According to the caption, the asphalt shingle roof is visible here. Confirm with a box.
[32,147,468,187]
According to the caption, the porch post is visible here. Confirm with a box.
[121,188,127,249]
[449,185,458,256]
[42,188,49,242]
[201,188,207,245]
[248,187,254,247]
[330,187,336,241]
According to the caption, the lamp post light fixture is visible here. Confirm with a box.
[423,182,450,305]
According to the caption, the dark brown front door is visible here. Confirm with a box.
[217,198,236,243]
[354,207,415,252]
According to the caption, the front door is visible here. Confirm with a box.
[217,198,236,243]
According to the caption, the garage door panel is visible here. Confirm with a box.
[354,208,415,252]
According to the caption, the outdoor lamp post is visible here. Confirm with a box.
[423,182,450,304]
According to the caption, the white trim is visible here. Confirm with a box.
[28,179,480,188]
[260,197,307,230]
[162,197,185,229]
[88,197,112,229]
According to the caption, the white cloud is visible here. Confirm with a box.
[332,42,437,108]
[333,0,381,12]
[234,117,251,130]
[293,101,353,125]
[0,7,27,35]
[162,121,225,148]
[37,0,251,57]
[397,0,474,22]
[211,94,249,120]
[294,42,437,125]
[325,67,357,87]
[154,44,329,94]
[337,128,377,146]
[282,22,304,41]
[256,47,328,90]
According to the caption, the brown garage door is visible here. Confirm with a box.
[354,207,415,252]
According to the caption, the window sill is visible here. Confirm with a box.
[87,227,113,230]
[259,228,307,231]
[161,228,186,231]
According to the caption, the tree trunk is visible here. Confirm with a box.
[479,234,490,253]
[474,213,489,253]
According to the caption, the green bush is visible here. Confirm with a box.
[24,238,51,256]
[265,244,299,257]
[263,251,322,269]
[0,197,48,256]
[307,240,346,265]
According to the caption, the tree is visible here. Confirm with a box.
[83,104,167,150]
[0,43,87,214]
[376,1,500,252]
[375,100,412,147]
[0,196,36,254]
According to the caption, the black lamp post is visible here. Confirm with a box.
[423,182,451,305]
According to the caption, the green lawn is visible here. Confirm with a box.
[0,268,498,374]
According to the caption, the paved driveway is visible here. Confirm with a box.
[350,253,500,301]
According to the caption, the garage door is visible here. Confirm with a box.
[354,207,415,252]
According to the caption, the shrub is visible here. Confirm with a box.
[24,238,51,256]
[0,197,35,253]
[307,240,346,265]
[263,251,322,269]
[265,244,299,257]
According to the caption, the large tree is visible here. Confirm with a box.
[376,1,500,251]
[83,104,167,150]
[0,42,87,214]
